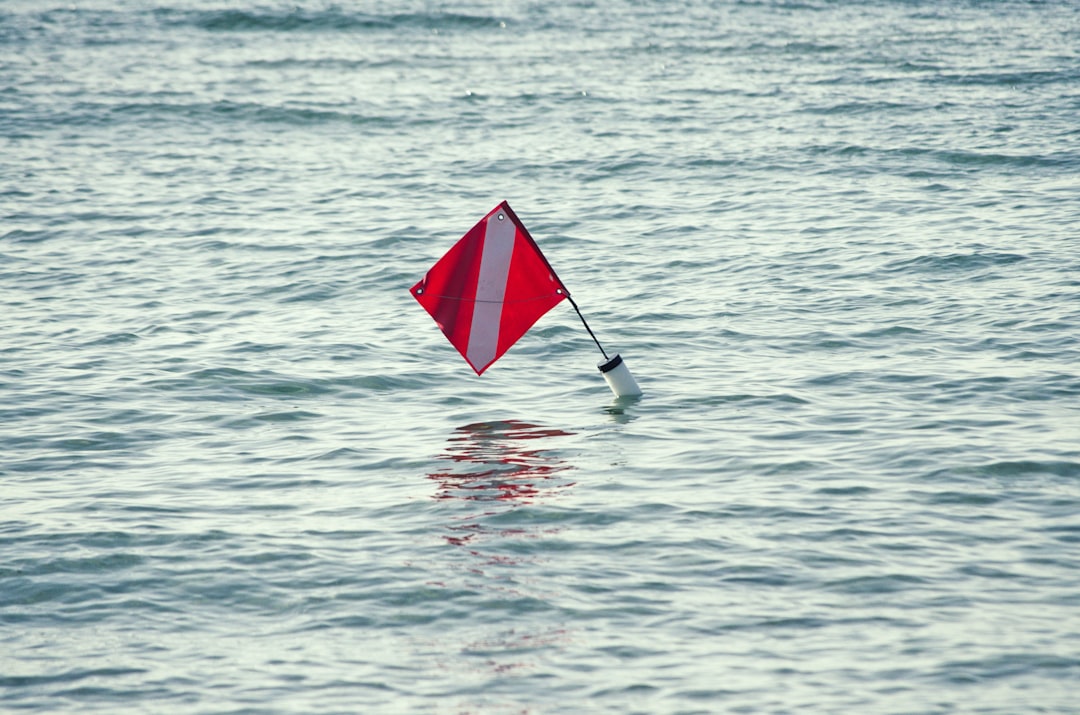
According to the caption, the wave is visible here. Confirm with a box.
[801,100,918,116]
[806,143,1080,171]
[2,6,509,44]
[11,99,413,131]
[929,69,1077,88]
[159,8,506,33]
[883,251,1028,274]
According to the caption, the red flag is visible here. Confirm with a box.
[411,201,569,375]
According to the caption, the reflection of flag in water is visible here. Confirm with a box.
[428,420,575,503]
[411,202,569,375]
[425,422,575,679]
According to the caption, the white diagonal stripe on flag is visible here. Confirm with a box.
[465,212,516,370]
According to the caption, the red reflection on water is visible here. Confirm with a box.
[428,420,576,504]
[424,422,577,693]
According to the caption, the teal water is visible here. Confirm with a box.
[3,1,1079,713]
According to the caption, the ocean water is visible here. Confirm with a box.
[3,0,1079,712]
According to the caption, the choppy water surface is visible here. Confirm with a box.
[3,1,1079,712]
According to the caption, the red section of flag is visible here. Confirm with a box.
[411,201,569,375]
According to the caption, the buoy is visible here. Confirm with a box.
[598,353,642,398]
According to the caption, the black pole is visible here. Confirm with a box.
[565,294,608,361]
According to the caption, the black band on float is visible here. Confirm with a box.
[598,354,623,373]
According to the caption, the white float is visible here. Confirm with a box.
[598,353,642,398]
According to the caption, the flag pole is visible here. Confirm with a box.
[565,292,642,398]
[565,294,608,361]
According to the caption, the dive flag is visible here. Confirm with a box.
[411,201,569,375]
